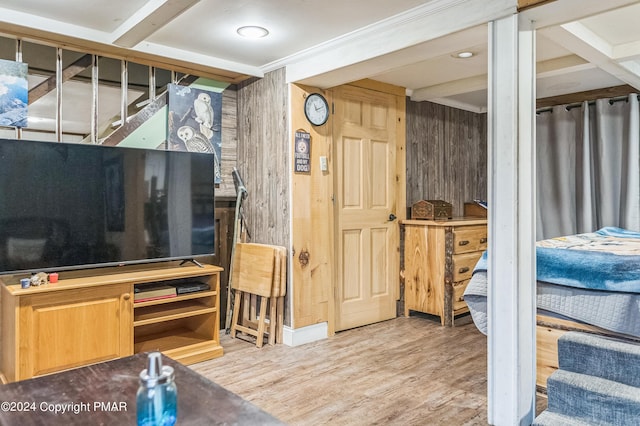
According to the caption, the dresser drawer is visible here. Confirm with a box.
[452,252,482,281]
[453,226,487,254]
[453,279,470,311]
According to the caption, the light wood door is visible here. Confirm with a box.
[333,85,399,331]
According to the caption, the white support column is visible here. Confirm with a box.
[487,14,537,426]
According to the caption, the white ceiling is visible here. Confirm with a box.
[0,0,639,114]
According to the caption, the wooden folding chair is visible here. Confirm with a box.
[270,247,286,345]
[229,243,286,347]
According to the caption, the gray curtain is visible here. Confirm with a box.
[536,94,640,240]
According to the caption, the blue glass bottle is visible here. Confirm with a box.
[136,352,177,426]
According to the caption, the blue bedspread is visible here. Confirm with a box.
[473,227,640,293]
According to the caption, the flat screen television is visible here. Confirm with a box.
[0,138,215,275]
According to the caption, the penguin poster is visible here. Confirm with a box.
[167,83,222,183]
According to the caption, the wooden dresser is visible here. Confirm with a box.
[402,218,487,326]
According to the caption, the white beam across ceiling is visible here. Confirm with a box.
[284,0,516,87]
[111,0,201,48]
[0,7,110,43]
[614,40,640,62]
[536,55,594,78]
[410,54,592,102]
[411,75,487,101]
[619,59,640,77]
[520,0,640,30]
[131,41,264,77]
[426,97,486,114]
[541,22,640,90]
[0,4,261,78]
[277,25,488,90]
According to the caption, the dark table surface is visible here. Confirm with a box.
[0,353,284,425]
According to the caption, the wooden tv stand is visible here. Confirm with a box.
[0,263,223,383]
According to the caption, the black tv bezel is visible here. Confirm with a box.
[0,138,216,276]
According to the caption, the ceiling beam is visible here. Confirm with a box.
[411,54,594,102]
[536,54,593,78]
[411,75,486,101]
[284,0,516,87]
[111,0,201,48]
[425,97,486,113]
[520,0,640,29]
[540,22,640,91]
[613,40,640,62]
[0,6,260,82]
[0,19,264,84]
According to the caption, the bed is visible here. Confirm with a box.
[464,227,640,390]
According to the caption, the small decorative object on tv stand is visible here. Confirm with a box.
[464,200,487,218]
[411,200,453,220]
[0,264,223,383]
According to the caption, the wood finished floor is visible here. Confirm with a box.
[191,313,531,425]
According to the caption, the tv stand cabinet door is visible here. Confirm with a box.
[17,284,133,380]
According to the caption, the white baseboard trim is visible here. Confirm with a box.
[283,322,328,346]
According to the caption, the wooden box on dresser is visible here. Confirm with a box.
[0,264,223,383]
[403,218,487,326]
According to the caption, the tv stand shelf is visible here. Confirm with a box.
[133,290,217,308]
[0,264,223,383]
[134,328,212,354]
[134,299,216,326]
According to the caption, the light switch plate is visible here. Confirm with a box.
[319,156,328,171]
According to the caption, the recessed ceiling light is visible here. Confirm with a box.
[456,51,474,59]
[237,26,269,39]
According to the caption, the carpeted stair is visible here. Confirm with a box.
[534,332,640,425]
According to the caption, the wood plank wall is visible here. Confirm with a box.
[406,99,487,216]
[218,87,238,198]
[236,68,291,324]
[237,68,289,248]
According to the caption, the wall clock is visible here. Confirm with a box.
[304,93,329,126]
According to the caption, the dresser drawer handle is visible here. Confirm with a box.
[480,237,487,243]
[458,240,469,246]
[458,266,470,274]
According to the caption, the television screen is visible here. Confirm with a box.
[0,139,215,274]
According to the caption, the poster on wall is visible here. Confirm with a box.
[167,84,222,183]
[294,130,311,174]
[0,59,28,128]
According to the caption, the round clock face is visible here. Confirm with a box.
[304,93,329,126]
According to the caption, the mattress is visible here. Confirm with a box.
[464,271,640,339]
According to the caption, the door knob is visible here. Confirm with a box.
[388,213,397,222]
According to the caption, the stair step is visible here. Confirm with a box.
[546,370,640,424]
[558,332,640,388]
[533,410,594,426]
